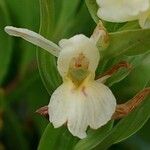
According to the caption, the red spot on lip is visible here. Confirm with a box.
[75,63,82,68]
[82,86,87,97]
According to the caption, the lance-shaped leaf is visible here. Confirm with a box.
[85,0,99,23]
[74,121,113,150]
[101,29,150,61]
[106,52,149,87]
[38,124,79,150]
[5,0,40,76]
[37,0,62,94]
[53,0,81,38]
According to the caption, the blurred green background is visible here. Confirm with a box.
[0,0,150,150]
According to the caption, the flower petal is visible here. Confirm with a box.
[86,81,116,129]
[58,34,100,78]
[97,0,149,22]
[67,80,116,138]
[48,79,116,139]
[48,82,70,128]
[139,10,150,28]
[48,80,88,138]
[67,91,88,139]
[4,26,61,57]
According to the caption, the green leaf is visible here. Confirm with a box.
[106,53,149,87]
[104,22,126,33]
[74,121,113,150]
[93,84,150,150]
[5,0,40,76]
[37,0,62,95]
[38,124,79,150]
[63,2,95,38]
[0,0,12,85]
[101,29,150,61]
[53,0,81,39]
[85,0,99,23]
[118,21,140,31]
[111,52,150,103]
[52,0,95,41]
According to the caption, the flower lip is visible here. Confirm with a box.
[48,79,116,139]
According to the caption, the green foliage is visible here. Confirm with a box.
[105,53,149,87]
[37,0,62,95]
[5,0,40,76]
[74,121,113,150]
[102,29,150,60]
[85,0,99,23]
[38,124,79,150]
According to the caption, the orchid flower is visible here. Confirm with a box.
[4,25,116,139]
[96,0,150,29]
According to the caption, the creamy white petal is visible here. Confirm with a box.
[86,81,116,129]
[58,34,100,78]
[48,82,70,128]
[97,0,149,22]
[48,78,116,139]
[48,80,88,138]
[139,10,150,28]
[67,91,88,139]
[5,26,61,57]
[66,80,116,138]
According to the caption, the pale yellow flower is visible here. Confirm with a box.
[96,0,150,28]
[5,26,116,138]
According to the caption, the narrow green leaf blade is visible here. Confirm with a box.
[102,29,150,60]
[106,53,149,87]
[37,0,62,94]
[74,121,113,150]
[5,0,40,76]
[38,124,79,150]
[85,0,99,23]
